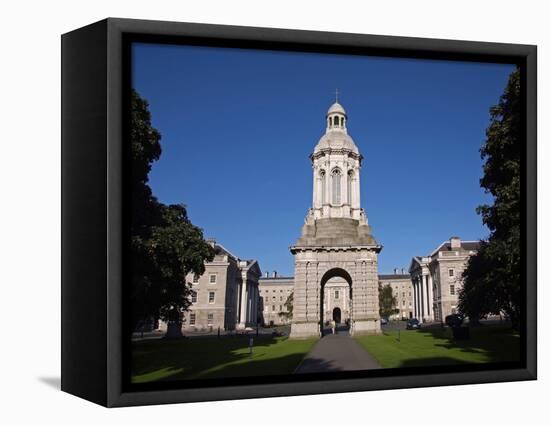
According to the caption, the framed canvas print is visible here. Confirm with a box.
[61,18,537,407]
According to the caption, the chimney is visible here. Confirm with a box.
[273,271,277,278]
[450,236,461,250]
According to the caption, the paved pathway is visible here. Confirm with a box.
[294,333,381,374]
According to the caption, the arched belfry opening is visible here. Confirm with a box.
[289,96,382,339]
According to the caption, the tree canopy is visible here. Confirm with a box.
[379,284,398,318]
[459,69,521,326]
[278,291,294,321]
[130,89,215,330]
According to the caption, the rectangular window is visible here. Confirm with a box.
[191,292,197,303]
[280,296,283,301]
[279,305,282,311]
[450,284,455,295]
[189,313,196,325]
[207,313,213,325]
[209,274,217,283]
[335,290,339,299]
[192,274,199,283]
[208,292,215,303]
[449,269,454,277]
[403,300,406,306]
[272,305,275,311]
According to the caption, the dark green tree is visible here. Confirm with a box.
[379,284,398,318]
[459,68,521,327]
[278,291,294,321]
[130,89,215,332]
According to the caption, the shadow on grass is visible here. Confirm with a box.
[413,325,521,363]
[131,334,316,383]
[357,324,521,369]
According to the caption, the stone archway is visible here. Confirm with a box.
[319,267,352,336]
[289,251,382,338]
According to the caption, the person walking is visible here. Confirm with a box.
[331,319,336,334]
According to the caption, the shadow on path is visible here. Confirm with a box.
[295,334,380,374]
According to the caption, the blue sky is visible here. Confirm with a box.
[132,43,514,276]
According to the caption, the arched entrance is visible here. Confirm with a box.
[332,307,341,323]
[320,268,352,336]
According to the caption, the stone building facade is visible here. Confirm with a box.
[378,272,413,320]
[409,236,479,323]
[290,99,382,338]
[258,274,294,326]
[323,277,351,325]
[183,240,261,331]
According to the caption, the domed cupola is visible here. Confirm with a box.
[326,100,347,133]
[315,93,359,155]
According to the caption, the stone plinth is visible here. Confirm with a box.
[351,319,381,335]
[289,322,321,339]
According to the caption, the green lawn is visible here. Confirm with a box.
[356,325,520,368]
[131,335,317,383]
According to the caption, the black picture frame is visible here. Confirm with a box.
[61,17,537,407]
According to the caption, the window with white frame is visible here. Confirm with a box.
[208,292,215,303]
[450,284,455,295]
[189,313,196,325]
[191,292,197,303]
[449,269,454,277]
[209,274,217,283]
[335,290,339,299]
[192,274,199,283]
[207,313,213,325]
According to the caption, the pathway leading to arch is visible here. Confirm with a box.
[294,333,381,374]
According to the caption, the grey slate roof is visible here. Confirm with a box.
[437,241,480,252]
[378,274,410,280]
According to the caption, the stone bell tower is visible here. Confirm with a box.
[289,95,382,339]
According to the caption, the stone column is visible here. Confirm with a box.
[249,286,255,324]
[418,275,426,322]
[423,274,431,321]
[238,276,248,329]
[343,169,349,205]
[413,280,418,318]
[312,167,317,208]
[428,274,434,322]
[248,286,253,323]
[355,170,361,209]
